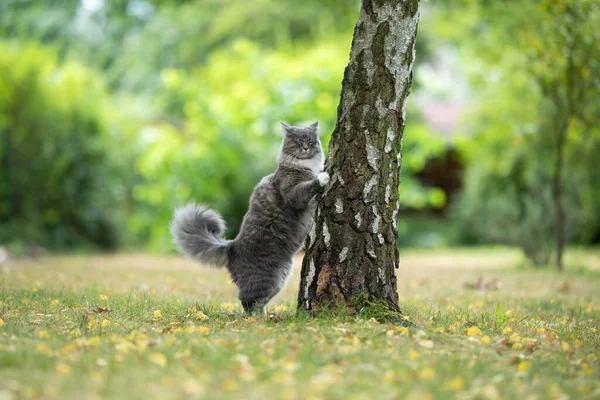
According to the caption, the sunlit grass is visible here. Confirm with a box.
[1,249,599,399]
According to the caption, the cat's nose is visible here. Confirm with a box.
[302,147,309,152]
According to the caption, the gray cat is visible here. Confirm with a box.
[170,121,329,314]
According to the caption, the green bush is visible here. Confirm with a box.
[0,41,123,250]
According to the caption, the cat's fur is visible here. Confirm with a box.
[170,121,329,314]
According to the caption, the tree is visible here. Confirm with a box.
[528,0,599,270]
[297,0,420,317]
[438,0,600,269]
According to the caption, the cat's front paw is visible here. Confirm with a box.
[317,172,330,187]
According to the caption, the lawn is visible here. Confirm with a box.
[1,248,599,399]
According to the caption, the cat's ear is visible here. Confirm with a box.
[280,121,292,135]
[310,121,319,129]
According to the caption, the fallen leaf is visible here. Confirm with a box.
[36,330,50,339]
[556,281,569,292]
[517,361,531,372]
[55,363,72,376]
[449,377,465,391]
[418,367,435,379]
[467,326,482,337]
[149,352,167,367]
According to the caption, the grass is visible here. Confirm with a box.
[0,248,599,399]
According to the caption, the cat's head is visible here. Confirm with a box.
[280,121,322,160]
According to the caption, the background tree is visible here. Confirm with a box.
[297,0,420,316]
[437,0,600,268]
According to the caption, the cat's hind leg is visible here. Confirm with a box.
[239,281,281,316]
[240,297,269,316]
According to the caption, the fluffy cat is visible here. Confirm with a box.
[170,121,329,314]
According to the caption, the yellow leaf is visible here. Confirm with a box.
[195,311,209,321]
[149,352,167,368]
[101,319,111,328]
[221,302,236,312]
[449,377,464,391]
[582,363,595,377]
[480,336,492,345]
[153,310,163,319]
[222,378,238,392]
[61,344,77,355]
[510,333,521,342]
[37,330,50,339]
[55,363,72,376]
[518,361,531,372]
[467,326,482,337]
[537,328,547,336]
[69,328,81,338]
[51,299,60,306]
[36,343,52,355]
[383,371,395,384]
[502,327,512,335]
[395,326,409,335]
[197,326,210,335]
[273,305,288,313]
[87,336,101,347]
[560,341,571,352]
[419,367,435,380]
[408,350,419,360]
[0,318,4,326]
[418,340,434,349]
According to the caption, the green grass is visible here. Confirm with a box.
[1,249,599,399]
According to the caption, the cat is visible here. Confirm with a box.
[170,121,330,315]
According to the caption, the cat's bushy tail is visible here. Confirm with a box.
[170,203,231,268]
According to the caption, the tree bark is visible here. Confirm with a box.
[297,0,419,315]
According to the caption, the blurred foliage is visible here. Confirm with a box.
[0,0,360,90]
[435,0,600,263]
[3,0,597,254]
[0,41,126,249]
[0,0,447,251]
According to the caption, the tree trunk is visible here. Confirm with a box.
[297,0,420,316]
[552,13,578,273]
[552,130,566,272]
